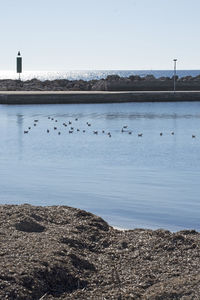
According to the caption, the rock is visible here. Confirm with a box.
[105,75,121,81]
[0,74,200,91]
[143,75,156,81]
[180,75,193,82]
[192,75,200,81]
[91,79,107,91]
[129,75,142,81]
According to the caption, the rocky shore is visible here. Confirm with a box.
[0,204,199,299]
[0,74,200,91]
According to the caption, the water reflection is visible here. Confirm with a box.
[16,114,24,159]
[104,112,200,120]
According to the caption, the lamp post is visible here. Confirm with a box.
[173,59,177,92]
[16,51,22,80]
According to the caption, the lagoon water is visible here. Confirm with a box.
[0,101,200,231]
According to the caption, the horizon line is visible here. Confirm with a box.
[1,69,200,72]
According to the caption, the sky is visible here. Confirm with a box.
[0,0,200,71]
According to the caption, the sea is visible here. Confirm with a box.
[0,70,200,232]
[0,69,200,81]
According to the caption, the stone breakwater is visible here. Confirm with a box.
[0,204,199,299]
[0,74,200,91]
[1,75,200,104]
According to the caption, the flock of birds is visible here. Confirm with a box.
[23,116,197,139]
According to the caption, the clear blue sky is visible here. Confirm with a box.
[1,0,199,70]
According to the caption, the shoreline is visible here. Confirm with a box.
[1,90,200,104]
[0,204,199,299]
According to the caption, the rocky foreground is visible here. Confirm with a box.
[1,74,200,91]
[0,205,199,300]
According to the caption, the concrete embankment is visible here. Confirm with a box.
[1,91,200,104]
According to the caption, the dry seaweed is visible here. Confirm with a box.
[0,204,199,299]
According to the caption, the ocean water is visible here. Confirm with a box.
[0,69,200,81]
[0,101,200,231]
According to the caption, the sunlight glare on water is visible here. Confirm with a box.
[1,69,200,81]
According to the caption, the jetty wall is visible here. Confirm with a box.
[1,91,200,104]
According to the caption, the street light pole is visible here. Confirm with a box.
[173,59,177,92]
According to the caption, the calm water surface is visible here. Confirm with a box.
[1,69,200,81]
[0,102,200,231]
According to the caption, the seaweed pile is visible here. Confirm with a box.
[0,204,199,299]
